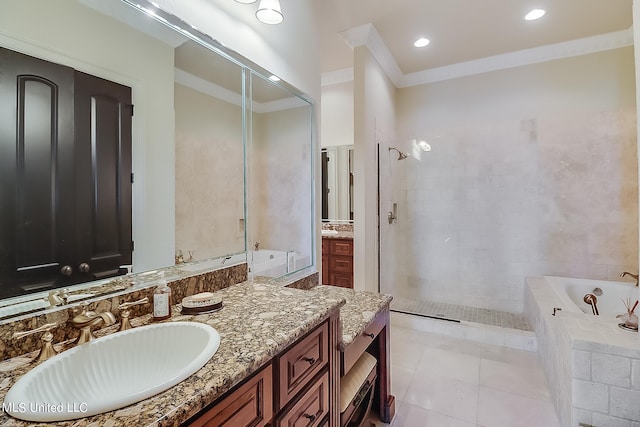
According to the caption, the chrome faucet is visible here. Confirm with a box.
[71,304,116,344]
[620,271,639,286]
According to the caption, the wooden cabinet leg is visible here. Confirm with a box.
[376,309,395,423]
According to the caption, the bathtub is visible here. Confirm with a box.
[177,252,247,274]
[525,276,640,427]
[546,275,638,316]
[250,250,310,278]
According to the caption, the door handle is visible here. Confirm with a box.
[78,263,90,273]
[60,265,73,276]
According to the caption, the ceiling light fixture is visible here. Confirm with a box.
[256,0,284,25]
[268,75,281,82]
[235,0,257,3]
[524,9,546,21]
[414,38,430,48]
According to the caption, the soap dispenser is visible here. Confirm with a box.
[153,272,172,321]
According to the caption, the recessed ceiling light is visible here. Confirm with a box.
[414,38,430,48]
[524,9,546,20]
[268,75,281,82]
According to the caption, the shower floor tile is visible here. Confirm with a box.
[390,296,532,332]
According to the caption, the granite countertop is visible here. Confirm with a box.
[308,286,393,351]
[0,282,345,427]
[321,231,354,240]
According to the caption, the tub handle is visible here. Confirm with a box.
[552,307,562,316]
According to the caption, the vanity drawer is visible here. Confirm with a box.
[329,255,352,273]
[329,239,353,256]
[275,371,329,427]
[329,273,353,289]
[190,364,273,427]
[277,321,329,409]
[341,314,385,376]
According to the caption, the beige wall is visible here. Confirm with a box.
[321,81,354,148]
[394,47,637,312]
[174,84,245,261]
[0,0,176,273]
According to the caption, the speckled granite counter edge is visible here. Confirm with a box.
[0,282,345,427]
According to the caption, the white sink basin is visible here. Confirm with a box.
[321,229,339,235]
[5,321,220,422]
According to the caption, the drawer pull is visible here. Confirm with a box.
[302,356,316,365]
[303,413,316,422]
[364,332,375,339]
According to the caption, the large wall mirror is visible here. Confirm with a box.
[0,0,315,320]
[321,145,354,222]
[248,72,314,279]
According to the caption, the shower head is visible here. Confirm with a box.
[389,147,409,160]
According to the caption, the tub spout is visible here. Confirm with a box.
[583,294,599,316]
[620,271,639,286]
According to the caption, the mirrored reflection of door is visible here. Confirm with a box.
[322,146,353,222]
[0,46,132,299]
[248,72,314,279]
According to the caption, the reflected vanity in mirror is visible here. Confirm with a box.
[322,145,354,222]
[0,0,315,321]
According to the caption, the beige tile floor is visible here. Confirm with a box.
[369,320,561,427]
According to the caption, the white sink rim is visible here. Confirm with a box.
[4,321,220,422]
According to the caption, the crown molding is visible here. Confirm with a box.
[175,68,243,106]
[175,67,305,113]
[401,27,634,87]
[339,23,403,87]
[322,27,634,89]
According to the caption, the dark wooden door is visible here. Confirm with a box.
[74,71,132,282]
[0,47,133,299]
[0,47,75,298]
[321,151,329,220]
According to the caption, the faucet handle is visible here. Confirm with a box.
[118,296,149,311]
[12,322,59,363]
[118,297,149,332]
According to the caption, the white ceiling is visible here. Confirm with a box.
[311,0,633,76]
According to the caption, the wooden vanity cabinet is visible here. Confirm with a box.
[186,313,340,427]
[189,365,273,427]
[322,238,353,289]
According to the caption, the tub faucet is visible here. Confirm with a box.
[620,271,639,286]
[254,242,260,251]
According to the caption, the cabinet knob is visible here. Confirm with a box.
[60,265,73,276]
[302,356,316,365]
[303,413,316,422]
[364,332,375,339]
[78,263,90,273]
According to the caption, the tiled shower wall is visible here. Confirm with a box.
[393,109,637,313]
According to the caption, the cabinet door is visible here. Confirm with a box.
[74,71,132,281]
[0,47,75,298]
[189,364,273,427]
